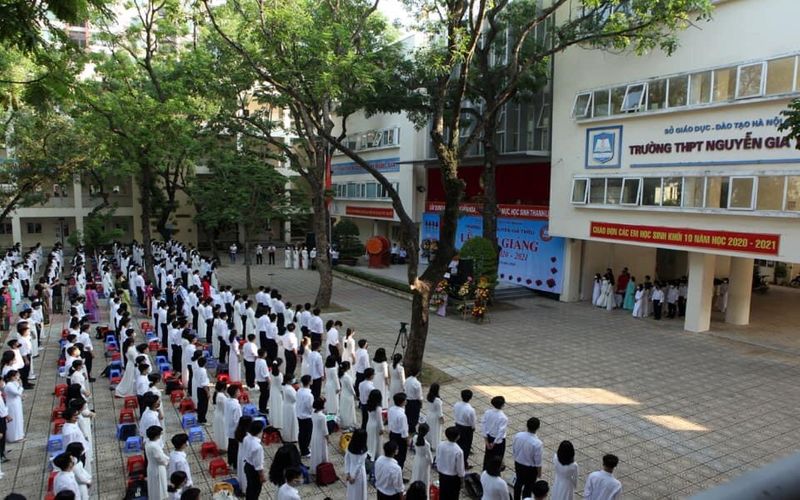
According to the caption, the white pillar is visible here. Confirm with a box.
[559,238,583,302]
[725,257,754,325]
[11,216,21,243]
[73,175,84,236]
[685,252,716,333]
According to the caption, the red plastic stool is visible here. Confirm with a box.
[200,441,220,459]
[54,384,68,397]
[170,390,186,404]
[179,399,196,414]
[127,455,146,478]
[209,457,229,477]
[238,391,250,404]
[51,406,65,420]
[119,408,136,424]
[47,471,58,492]
[52,418,66,434]
[123,395,139,409]
[217,373,229,383]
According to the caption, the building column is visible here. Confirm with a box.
[725,257,754,325]
[685,252,716,333]
[11,216,22,243]
[559,238,583,302]
[73,175,84,236]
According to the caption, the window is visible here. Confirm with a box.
[642,178,662,206]
[605,178,622,205]
[621,84,646,112]
[688,71,712,105]
[589,178,605,204]
[573,93,592,118]
[646,79,666,111]
[366,182,378,199]
[571,178,589,204]
[667,75,688,108]
[705,177,729,209]
[621,178,641,205]
[757,176,784,210]
[786,176,800,210]
[346,183,358,198]
[0,223,12,234]
[737,63,764,98]
[766,57,796,95]
[682,177,705,208]
[712,67,736,102]
[593,89,610,118]
[610,86,626,115]
[728,176,756,210]
[26,223,42,234]
[661,177,682,207]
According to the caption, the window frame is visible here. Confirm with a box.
[765,56,797,95]
[727,175,757,211]
[571,177,589,204]
[572,92,592,119]
[621,83,647,112]
[621,177,642,206]
[736,62,766,99]
[589,178,607,204]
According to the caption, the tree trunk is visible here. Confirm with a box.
[481,113,500,301]
[138,163,155,278]
[240,223,252,291]
[311,186,332,308]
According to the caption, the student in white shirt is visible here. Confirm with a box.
[435,426,465,500]
[168,433,193,487]
[52,452,81,498]
[276,467,302,500]
[512,417,543,500]
[454,389,477,470]
[242,334,259,390]
[307,341,324,399]
[282,323,299,381]
[387,393,410,470]
[374,441,404,500]
[325,320,341,359]
[139,394,164,439]
[193,357,210,424]
[404,368,423,434]
[357,368,375,430]
[353,339,370,400]
[482,455,512,500]
[481,395,508,471]
[242,420,266,499]
[254,349,270,414]
[295,375,314,458]
[584,454,622,500]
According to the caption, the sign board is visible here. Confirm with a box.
[332,157,400,176]
[345,206,395,219]
[424,201,549,220]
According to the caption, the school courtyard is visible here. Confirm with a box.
[3,263,800,499]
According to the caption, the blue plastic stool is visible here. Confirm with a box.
[145,331,157,340]
[253,416,268,428]
[188,426,205,443]
[181,413,198,429]
[155,355,169,366]
[105,334,116,344]
[109,360,123,370]
[47,434,64,453]
[159,362,171,374]
[205,358,218,370]
[124,436,143,453]
[109,368,122,379]
[242,404,258,417]
[203,349,211,358]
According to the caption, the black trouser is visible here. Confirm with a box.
[182,273,188,286]
[439,473,462,500]
[284,350,297,381]
[327,344,339,361]
[241,315,248,336]
[20,360,31,387]
[360,403,369,430]
[311,378,322,400]
[205,319,213,344]
[256,254,263,265]
[81,350,93,377]
[653,300,663,320]
[354,372,365,401]
[228,438,238,467]
[191,308,198,332]
[172,345,182,374]
[268,253,275,265]
[406,400,422,434]
[389,432,408,469]
[668,302,677,318]
[455,424,474,467]
[0,417,6,458]
[244,462,262,499]
[197,387,209,423]
[298,417,312,455]
[310,332,322,345]
[187,365,194,400]
[136,287,144,307]
[218,343,229,365]
[377,492,401,500]
[257,381,269,414]
[264,338,277,363]
[160,323,168,347]
[678,297,686,316]
[244,360,255,389]
[277,315,285,336]
[482,436,505,471]
[513,462,538,500]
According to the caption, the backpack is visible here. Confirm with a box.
[464,472,483,498]
[338,432,352,454]
[124,479,147,500]
[316,462,338,486]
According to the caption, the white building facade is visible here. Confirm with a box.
[550,0,800,331]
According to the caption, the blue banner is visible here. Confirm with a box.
[421,213,565,294]
[331,157,400,176]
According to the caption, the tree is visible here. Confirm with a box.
[67,208,124,255]
[189,146,293,290]
[779,98,800,143]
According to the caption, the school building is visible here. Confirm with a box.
[549,0,800,331]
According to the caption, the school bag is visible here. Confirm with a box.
[463,472,483,498]
[338,432,352,454]
[316,462,338,486]
[124,479,147,500]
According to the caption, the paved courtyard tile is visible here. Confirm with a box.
[3,262,800,499]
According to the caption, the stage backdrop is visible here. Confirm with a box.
[421,213,565,294]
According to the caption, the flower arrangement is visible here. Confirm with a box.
[458,276,474,299]
[431,279,450,308]
[472,276,491,320]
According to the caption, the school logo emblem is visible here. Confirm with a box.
[591,132,615,163]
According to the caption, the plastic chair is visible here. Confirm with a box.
[155,355,168,366]
[119,408,136,424]
[206,358,218,370]
[179,399,196,414]
[110,352,122,361]
[51,406,65,420]
[105,334,116,344]
[126,455,146,477]
[54,384,68,397]
[159,363,171,374]
[109,368,122,380]
[209,457,229,477]
[200,441,219,459]
[188,426,205,443]
[181,413,198,429]
[170,390,186,404]
[140,321,152,332]
[47,434,64,453]
[110,376,122,385]
[242,403,258,417]
[124,396,139,409]
[52,418,66,434]
[109,359,124,370]
[124,436,143,454]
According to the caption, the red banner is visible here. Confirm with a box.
[590,221,780,255]
[345,206,395,219]
[425,201,549,220]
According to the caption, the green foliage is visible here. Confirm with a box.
[332,219,365,259]
[779,98,800,144]
[67,208,124,252]
[459,237,498,287]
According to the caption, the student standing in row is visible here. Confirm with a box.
[374,441,404,500]
[436,426,465,500]
[242,420,266,500]
[584,454,622,500]
[512,417,543,500]
[387,392,410,471]
[454,389,476,469]
[481,396,508,471]
[296,375,314,459]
